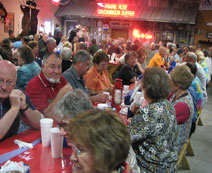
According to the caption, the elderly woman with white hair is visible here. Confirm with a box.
[53,89,93,146]
[60,47,72,73]
[184,52,207,103]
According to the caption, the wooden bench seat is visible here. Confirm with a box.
[177,137,195,170]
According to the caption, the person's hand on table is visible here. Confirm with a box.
[131,103,140,114]
[57,84,73,99]
[105,87,113,94]
[98,93,109,103]
[92,93,109,103]
[127,118,132,124]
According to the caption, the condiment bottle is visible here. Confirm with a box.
[111,78,123,111]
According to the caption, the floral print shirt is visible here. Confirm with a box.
[169,92,194,154]
[200,60,210,83]
[127,99,178,173]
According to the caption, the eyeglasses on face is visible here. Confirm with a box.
[99,62,108,67]
[71,144,90,157]
[0,79,14,87]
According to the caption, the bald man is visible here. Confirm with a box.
[148,46,168,68]
[0,60,41,141]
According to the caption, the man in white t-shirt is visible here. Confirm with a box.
[204,50,212,79]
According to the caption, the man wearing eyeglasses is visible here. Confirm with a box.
[63,50,108,103]
[0,60,41,141]
[26,52,72,118]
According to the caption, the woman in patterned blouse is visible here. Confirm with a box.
[128,67,178,173]
[168,65,194,153]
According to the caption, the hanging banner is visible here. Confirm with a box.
[110,21,132,27]
[96,3,136,18]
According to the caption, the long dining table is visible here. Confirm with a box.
[0,83,137,172]
[0,129,72,173]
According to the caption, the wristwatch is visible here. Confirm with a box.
[21,105,29,113]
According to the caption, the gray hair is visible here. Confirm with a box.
[113,39,119,46]
[72,50,91,65]
[143,42,149,48]
[60,47,72,61]
[170,65,194,90]
[53,89,93,120]
[143,67,170,101]
[185,52,197,62]
[46,38,56,45]
[166,42,176,49]
[166,42,173,49]
[43,52,61,65]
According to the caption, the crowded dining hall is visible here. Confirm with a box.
[1,0,212,172]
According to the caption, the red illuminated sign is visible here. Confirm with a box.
[51,0,61,6]
[96,3,135,17]
[133,29,153,39]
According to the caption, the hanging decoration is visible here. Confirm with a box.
[4,12,14,32]
[0,2,7,23]
[20,0,40,36]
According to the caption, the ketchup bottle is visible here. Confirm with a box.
[111,78,123,111]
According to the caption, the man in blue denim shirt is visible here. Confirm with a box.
[0,60,41,141]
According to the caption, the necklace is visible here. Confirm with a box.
[173,90,188,102]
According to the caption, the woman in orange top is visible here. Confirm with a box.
[84,51,112,94]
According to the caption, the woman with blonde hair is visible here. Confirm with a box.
[196,50,210,83]
[63,41,72,50]
[57,36,68,50]
[68,109,132,173]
